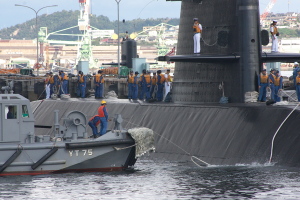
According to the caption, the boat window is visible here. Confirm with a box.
[22,105,29,118]
[5,105,17,119]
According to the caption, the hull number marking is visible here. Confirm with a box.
[69,149,93,157]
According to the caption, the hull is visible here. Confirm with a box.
[0,133,136,176]
[32,99,300,167]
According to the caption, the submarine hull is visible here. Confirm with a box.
[32,99,300,167]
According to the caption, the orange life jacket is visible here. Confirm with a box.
[274,76,281,86]
[165,74,172,82]
[157,74,165,84]
[79,75,85,83]
[296,76,300,84]
[270,25,278,35]
[95,74,104,83]
[260,73,268,83]
[193,23,202,33]
[151,75,157,85]
[143,74,151,84]
[98,106,106,117]
[128,75,134,83]
[49,76,54,84]
[269,74,275,83]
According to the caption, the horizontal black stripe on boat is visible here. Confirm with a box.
[65,139,135,149]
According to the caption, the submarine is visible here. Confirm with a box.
[32,0,300,168]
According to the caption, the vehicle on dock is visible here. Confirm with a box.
[0,94,154,176]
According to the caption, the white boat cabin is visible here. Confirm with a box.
[0,94,35,143]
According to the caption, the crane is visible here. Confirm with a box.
[260,0,277,22]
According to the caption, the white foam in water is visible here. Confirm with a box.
[202,162,276,168]
[128,127,155,158]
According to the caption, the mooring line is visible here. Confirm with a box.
[269,103,300,163]
[123,119,210,167]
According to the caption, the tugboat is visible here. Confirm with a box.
[0,94,154,176]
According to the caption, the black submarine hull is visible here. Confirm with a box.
[32,99,300,167]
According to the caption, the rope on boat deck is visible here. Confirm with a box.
[123,119,210,168]
[269,102,300,163]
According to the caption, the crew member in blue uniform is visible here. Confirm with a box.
[268,68,276,100]
[94,70,104,99]
[296,70,300,102]
[127,70,134,100]
[88,115,101,138]
[156,70,165,101]
[133,71,139,100]
[48,72,55,97]
[273,70,283,102]
[142,70,151,101]
[59,70,69,95]
[150,72,157,99]
[97,100,109,136]
[77,71,87,98]
[139,70,146,100]
[258,69,268,102]
[293,62,299,86]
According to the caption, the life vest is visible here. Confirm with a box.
[143,74,151,84]
[95,74,104,83]
[89,115,100,126]
[296,76,300,85]
[274,76,281,86]
[79,75,85,83]
[151,76,157,85]
[260,73,268,83]
[61,73,69,81]
[128,75,134,83]
[165,74,172,82]
[98,106,106,117]
[139,74,144,83]
[269,74,275,83]
[270,25,278,35]
[193,23,202,33]
[157,74,165,84]
[49,76,54,84]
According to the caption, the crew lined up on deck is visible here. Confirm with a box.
[258,68,282,103]
[127,69,172,102]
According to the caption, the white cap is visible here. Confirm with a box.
[273,20,278,23]
[295,62,299,65]
[193,18,198,21]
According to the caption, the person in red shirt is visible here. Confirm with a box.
[98,100,109,136]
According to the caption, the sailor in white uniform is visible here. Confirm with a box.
[270,20,279,53]
[193,18,202,54]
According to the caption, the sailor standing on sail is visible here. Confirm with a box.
[270,20,279,53]
[193,18,202,54]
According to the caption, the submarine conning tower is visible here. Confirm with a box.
[171,0,261,103]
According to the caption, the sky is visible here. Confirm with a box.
[0,0,299,29]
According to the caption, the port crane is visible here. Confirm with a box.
[39,0,100,72]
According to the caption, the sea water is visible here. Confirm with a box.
[1,157,300,200]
